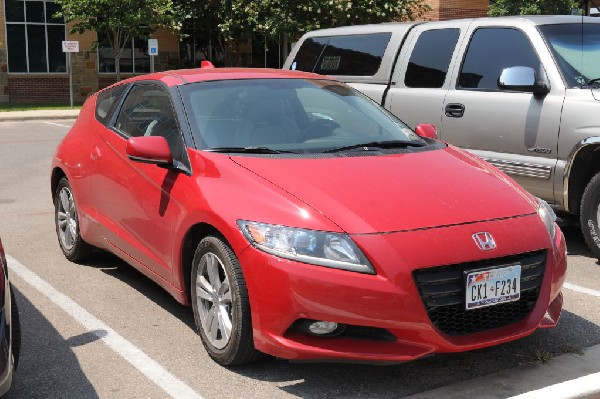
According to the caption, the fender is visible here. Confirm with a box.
[563,136,600,213]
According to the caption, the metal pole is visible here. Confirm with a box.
[150,55,155,73]
[68,53,73,108]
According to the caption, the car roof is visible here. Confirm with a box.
[116,68,331,87]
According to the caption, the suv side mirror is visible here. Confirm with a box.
[498,66,550,95]
[415,123,438,139]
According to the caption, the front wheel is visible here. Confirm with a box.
[580,172,600,259]
[190,236,261,366]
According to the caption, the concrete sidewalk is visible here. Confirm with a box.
[0,109,80,122]
[407,343,600,399]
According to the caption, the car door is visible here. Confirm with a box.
[92,83,189,282]
[386,21,467,129]
[440,24,564,202]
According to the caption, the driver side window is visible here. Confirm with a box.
[115,85,186,160]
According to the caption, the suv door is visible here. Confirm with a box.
[441,25,564,202]
[386,22,466,129]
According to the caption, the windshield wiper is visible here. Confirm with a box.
[207,146,296,154]
[324,140,426,153]
[587,78,600,87]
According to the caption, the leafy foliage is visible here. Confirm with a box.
[55,0,182,79]
[489,0,579,16]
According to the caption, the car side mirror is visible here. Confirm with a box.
[415,123,438,139]
[126,136,173,166]
[498,66,550,95]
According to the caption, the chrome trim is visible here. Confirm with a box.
[472,232,496,251]
[483,158,552,179]
[562,137,600,213]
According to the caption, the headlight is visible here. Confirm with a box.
[237,221,375,274]
[537,198,557,240]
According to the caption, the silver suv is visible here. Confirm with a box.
[285,16,600,258]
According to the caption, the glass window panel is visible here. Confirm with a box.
[27,25,48,72]
[290,37,329,72]
[459,28,540,90]
[313,34,392,76]
[45,2,63,23]
[405,29,460,88]
[119,39,134,73]
[47,25,66,72]
[5,0,25,22]
[7,24,28,72]
[133,39,150,73]
[26,1,45,23]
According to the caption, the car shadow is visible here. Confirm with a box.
[229,310,600,398]
[5,286,98,398]
[77,251,195,330]
[562,225,600,263]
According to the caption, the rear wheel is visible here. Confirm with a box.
[54,178,93,262]
[580,172,600,259]
[190,236,261,366]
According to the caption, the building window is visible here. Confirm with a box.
[4,0,66,73]
[98,33,149,74]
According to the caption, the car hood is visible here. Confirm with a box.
[230,146,537,235]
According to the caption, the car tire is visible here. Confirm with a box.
[580,172,600,259]
[190,236,261,366]
[10,284,21,370]
[54,178,94,262]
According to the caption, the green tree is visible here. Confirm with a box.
[219,0,430,60]
[55,0,183,80]
[489,0,579,16]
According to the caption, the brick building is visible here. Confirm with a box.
[0,0,488,104]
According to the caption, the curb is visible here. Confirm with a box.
[0,110,80,122]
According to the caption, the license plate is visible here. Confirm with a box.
[465,265,521,310]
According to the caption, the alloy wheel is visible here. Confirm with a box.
[196,252,233,350]
[57,187,77,251]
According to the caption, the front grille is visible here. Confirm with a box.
[413,251,546,336]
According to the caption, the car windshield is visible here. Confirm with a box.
[180,78,424,153]
[538,23,600,88]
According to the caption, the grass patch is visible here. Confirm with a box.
[0,103,82,112]
[531,348,553,363]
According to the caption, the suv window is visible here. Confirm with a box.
[292,33,392,76]
[405,29,460,88]
[95,84,128,126]
[459,28,540,90]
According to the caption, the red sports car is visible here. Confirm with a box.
[51,68,566,366]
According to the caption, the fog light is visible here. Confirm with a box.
[308,321,344,336]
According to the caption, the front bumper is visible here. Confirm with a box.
[239,214,567,362]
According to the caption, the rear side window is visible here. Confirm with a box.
[292,33,392,76]
[458,28,540,90]
[95,84,128,126]
[404,29,460,88]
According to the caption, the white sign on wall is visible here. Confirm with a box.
[148,39,158,56]
[62,41,79,53]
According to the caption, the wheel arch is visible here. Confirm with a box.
[564,138,600,215]
[180,222,232,304]
[51,167,67,201]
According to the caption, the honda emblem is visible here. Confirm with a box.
[472,232,496,251]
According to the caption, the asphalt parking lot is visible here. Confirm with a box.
[0,120,599,398]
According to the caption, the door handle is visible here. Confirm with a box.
[90,146,102,161]
[445,103,465,118]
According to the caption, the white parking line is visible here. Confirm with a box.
[7,255,204,399]
[564,282,600,297]
[44,122,72,128]
[507,371,600,399]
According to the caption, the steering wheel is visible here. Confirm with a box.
[302,119,341,141]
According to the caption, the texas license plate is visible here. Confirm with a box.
[465,265,521,310]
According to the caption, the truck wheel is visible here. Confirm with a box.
[580,172,600,259]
